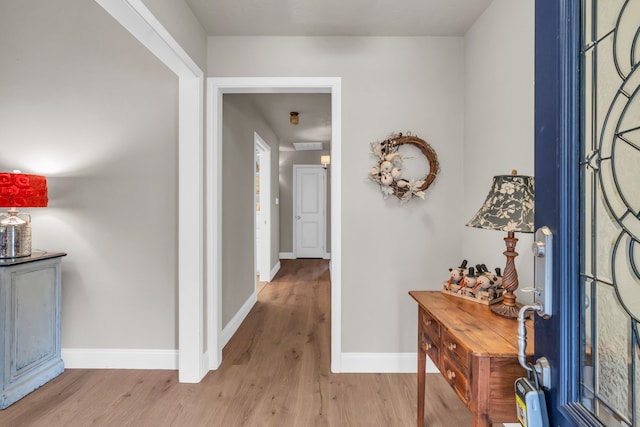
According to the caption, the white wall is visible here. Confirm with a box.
[208,37,465,353]
[462,0,536,298]
[221,95,280,327]
[1,0,534,368]
[0,0,180,349]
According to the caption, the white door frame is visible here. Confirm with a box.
[207,77,342,372]
[95,0,206,383]
[254,132,271,282]
[293,165,327,259]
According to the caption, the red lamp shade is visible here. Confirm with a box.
[0,173,48,208]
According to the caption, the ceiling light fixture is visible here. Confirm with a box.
[290,112,299,125]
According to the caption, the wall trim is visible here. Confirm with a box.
[62,348,178,370]
[269,261,281,281]
[207,77,342,373]
[221,292,257,348]
[61,349,441,374]
[340,353,439,373]
[96,0,205,383]
[278,253,330,261]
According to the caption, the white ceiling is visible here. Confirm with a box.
[238,93,332,151]
[185,0,493,37]
[193,0,494,150]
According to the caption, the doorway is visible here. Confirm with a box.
[293,165,327,258]
[207,77,342,372]
[255,132,271,288]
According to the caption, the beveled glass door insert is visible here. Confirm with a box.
[580,0,640,425]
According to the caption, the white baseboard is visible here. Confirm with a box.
[269,261,281,281]
[62,293,257,371]
[340,352,439,373]
[221,291,257,348]
[279,252,330,260]
[279,252,294,259]
[61,350,440,376]
[62,348,178,369]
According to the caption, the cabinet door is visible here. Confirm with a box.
[6,263,59,381]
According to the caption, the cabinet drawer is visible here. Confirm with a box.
[420,309,440,342]
[442,356,470,404]
[421,332,440,367]
[441,329,469,370]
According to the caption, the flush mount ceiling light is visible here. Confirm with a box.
[293,142,324,151]
[290,111,299,125]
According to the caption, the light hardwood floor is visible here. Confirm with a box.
[0,259,474,426]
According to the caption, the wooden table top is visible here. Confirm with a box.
[409,290,534,357]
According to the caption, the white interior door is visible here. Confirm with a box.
[255,133,271,282]
[255,156,261,274]
[294,165,326,258]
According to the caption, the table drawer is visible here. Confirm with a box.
[420,309,440,342]
[442,356,470,404]
[442,329,469,370]
[421,331,440,367]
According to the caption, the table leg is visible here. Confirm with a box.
[417,318,426,427]
[471,415,491,427]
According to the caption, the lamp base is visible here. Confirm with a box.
[490,302,523,319]
[0,210,32,259]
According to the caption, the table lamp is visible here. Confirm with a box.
[466,170,534,318]
[0,171,48,258]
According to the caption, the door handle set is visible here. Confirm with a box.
[517,304,551,389]
[516,226,554,390]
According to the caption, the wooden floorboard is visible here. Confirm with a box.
[0,259,476,426]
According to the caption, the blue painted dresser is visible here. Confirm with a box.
[0,251,65,409]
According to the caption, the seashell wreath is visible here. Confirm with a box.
[368,132,439,204]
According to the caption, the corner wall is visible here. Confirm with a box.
[463,0,536,295]
[141,0,208,70]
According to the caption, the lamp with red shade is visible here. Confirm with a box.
[0,171,48,258]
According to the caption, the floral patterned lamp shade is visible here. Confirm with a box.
[0,172,48,259]
[466,171,534,318]
[466,173,534,232]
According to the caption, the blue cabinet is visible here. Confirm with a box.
[0,252,65,409]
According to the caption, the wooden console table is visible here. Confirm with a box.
[409,291,533,427]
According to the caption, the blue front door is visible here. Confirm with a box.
[535,1,640,426]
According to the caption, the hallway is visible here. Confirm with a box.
[0,259,472,426]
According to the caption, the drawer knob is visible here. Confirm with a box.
[426,343,432,350]
[447,370,456,380]
[448,343,457,351]
[426,319,432,326]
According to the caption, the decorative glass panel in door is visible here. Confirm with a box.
[580,1,640,425]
